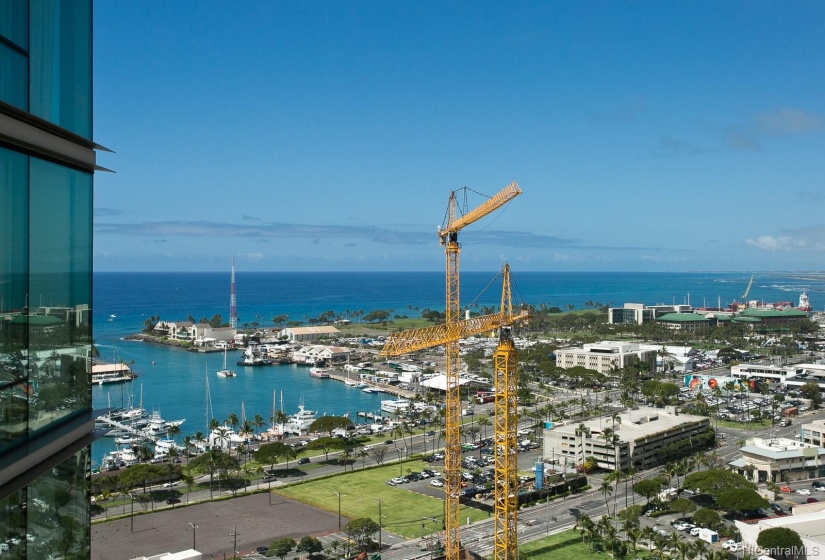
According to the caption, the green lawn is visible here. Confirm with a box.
[519,530,655,560]
[275,460,490,538]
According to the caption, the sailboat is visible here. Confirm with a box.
[217,346,236,378]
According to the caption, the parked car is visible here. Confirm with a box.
[780,485,792,493]
[807,498,819,504]
[813,481,825,490]
[721,540,736,550]
[690,527,701,537]
[430,479,444,487]
[769,503,785,514]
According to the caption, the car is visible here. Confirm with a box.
[297,457,310,464]
[813,481,825,490]
[807,498,819,503]
[8,537,20,546]
[262,474,277,482]
[780,485,792,493]
[165,497,181,505]
[162,481,179,488]
[390,477,406,485]
[796,488,812,495]
[672,522,688,531]
[384,440,394,445]
[257,547,269,554]
[25,534,35,542]
[430,479,444,487]
[681,523,696,532]
[722,540,736,550]
[0,544,7,551]
[690,527,701,536]
[769,503,785,514]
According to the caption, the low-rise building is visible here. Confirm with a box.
[542,406,710,471]
[554,341,657,375]
[607,303,692,325]
[800,419,825,447]
[729,437,825,483]
[278,325,340,342]
[736,510,825,558]
[656,312,712,333]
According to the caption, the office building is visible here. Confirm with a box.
[542,406,710,471]
[1,0,98,556]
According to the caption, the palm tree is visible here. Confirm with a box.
[575,423,590,468]
[215,426,232,454]
[254,413,266,436]
[180,473,195,504]
[476,415,491,440]
[227,412,240,433]
[692,539,709,560]
[625,528,640,557]
[574,513,596,545]
[674,540,694,560]
[599,479,614,514]
[640,526,657,551]
[271,410,289,437]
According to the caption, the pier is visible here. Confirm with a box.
[324,369,416,398]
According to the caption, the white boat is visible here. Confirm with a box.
[309,367,330,378]
[114,435,146,446]
[217,347,236,378]
[283,404,318,434]
[381,398,412,414]
[362,387,379,394]
[344,378,359,387]
[143,410,185,437]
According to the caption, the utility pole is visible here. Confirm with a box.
[376,498,383,551]
[230,526,240,559]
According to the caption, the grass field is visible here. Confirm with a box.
[519,529,655,560]
[274,459,490,538]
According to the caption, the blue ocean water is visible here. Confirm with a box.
[91,270,824,467]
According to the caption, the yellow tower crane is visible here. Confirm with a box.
[380,180,522,560]
[379,264,527,560]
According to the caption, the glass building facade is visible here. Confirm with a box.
[1,0,96,557]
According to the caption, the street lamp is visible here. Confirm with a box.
[129,493,135,533]
[395,448,403,477]
[189,522,198,550]
[333,490,344,531]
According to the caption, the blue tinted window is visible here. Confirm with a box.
[29,158,93,429]
[30,0,92,138]
[0,42,28,110]
[0,147,30,449]
[0,0,28,49]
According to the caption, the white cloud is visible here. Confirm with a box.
[745,227,825,252]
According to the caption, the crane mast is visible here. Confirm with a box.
[378,263,527,560]
[438,182,520,560]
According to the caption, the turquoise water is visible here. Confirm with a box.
[91,270,823,466]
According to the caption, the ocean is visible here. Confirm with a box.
[91,270,823,467]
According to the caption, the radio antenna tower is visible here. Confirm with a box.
[229,255,238,329]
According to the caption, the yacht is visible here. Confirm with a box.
[381,398,412,414]
[283,404,318,435]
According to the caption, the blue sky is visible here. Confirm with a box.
[93,2,825,273]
